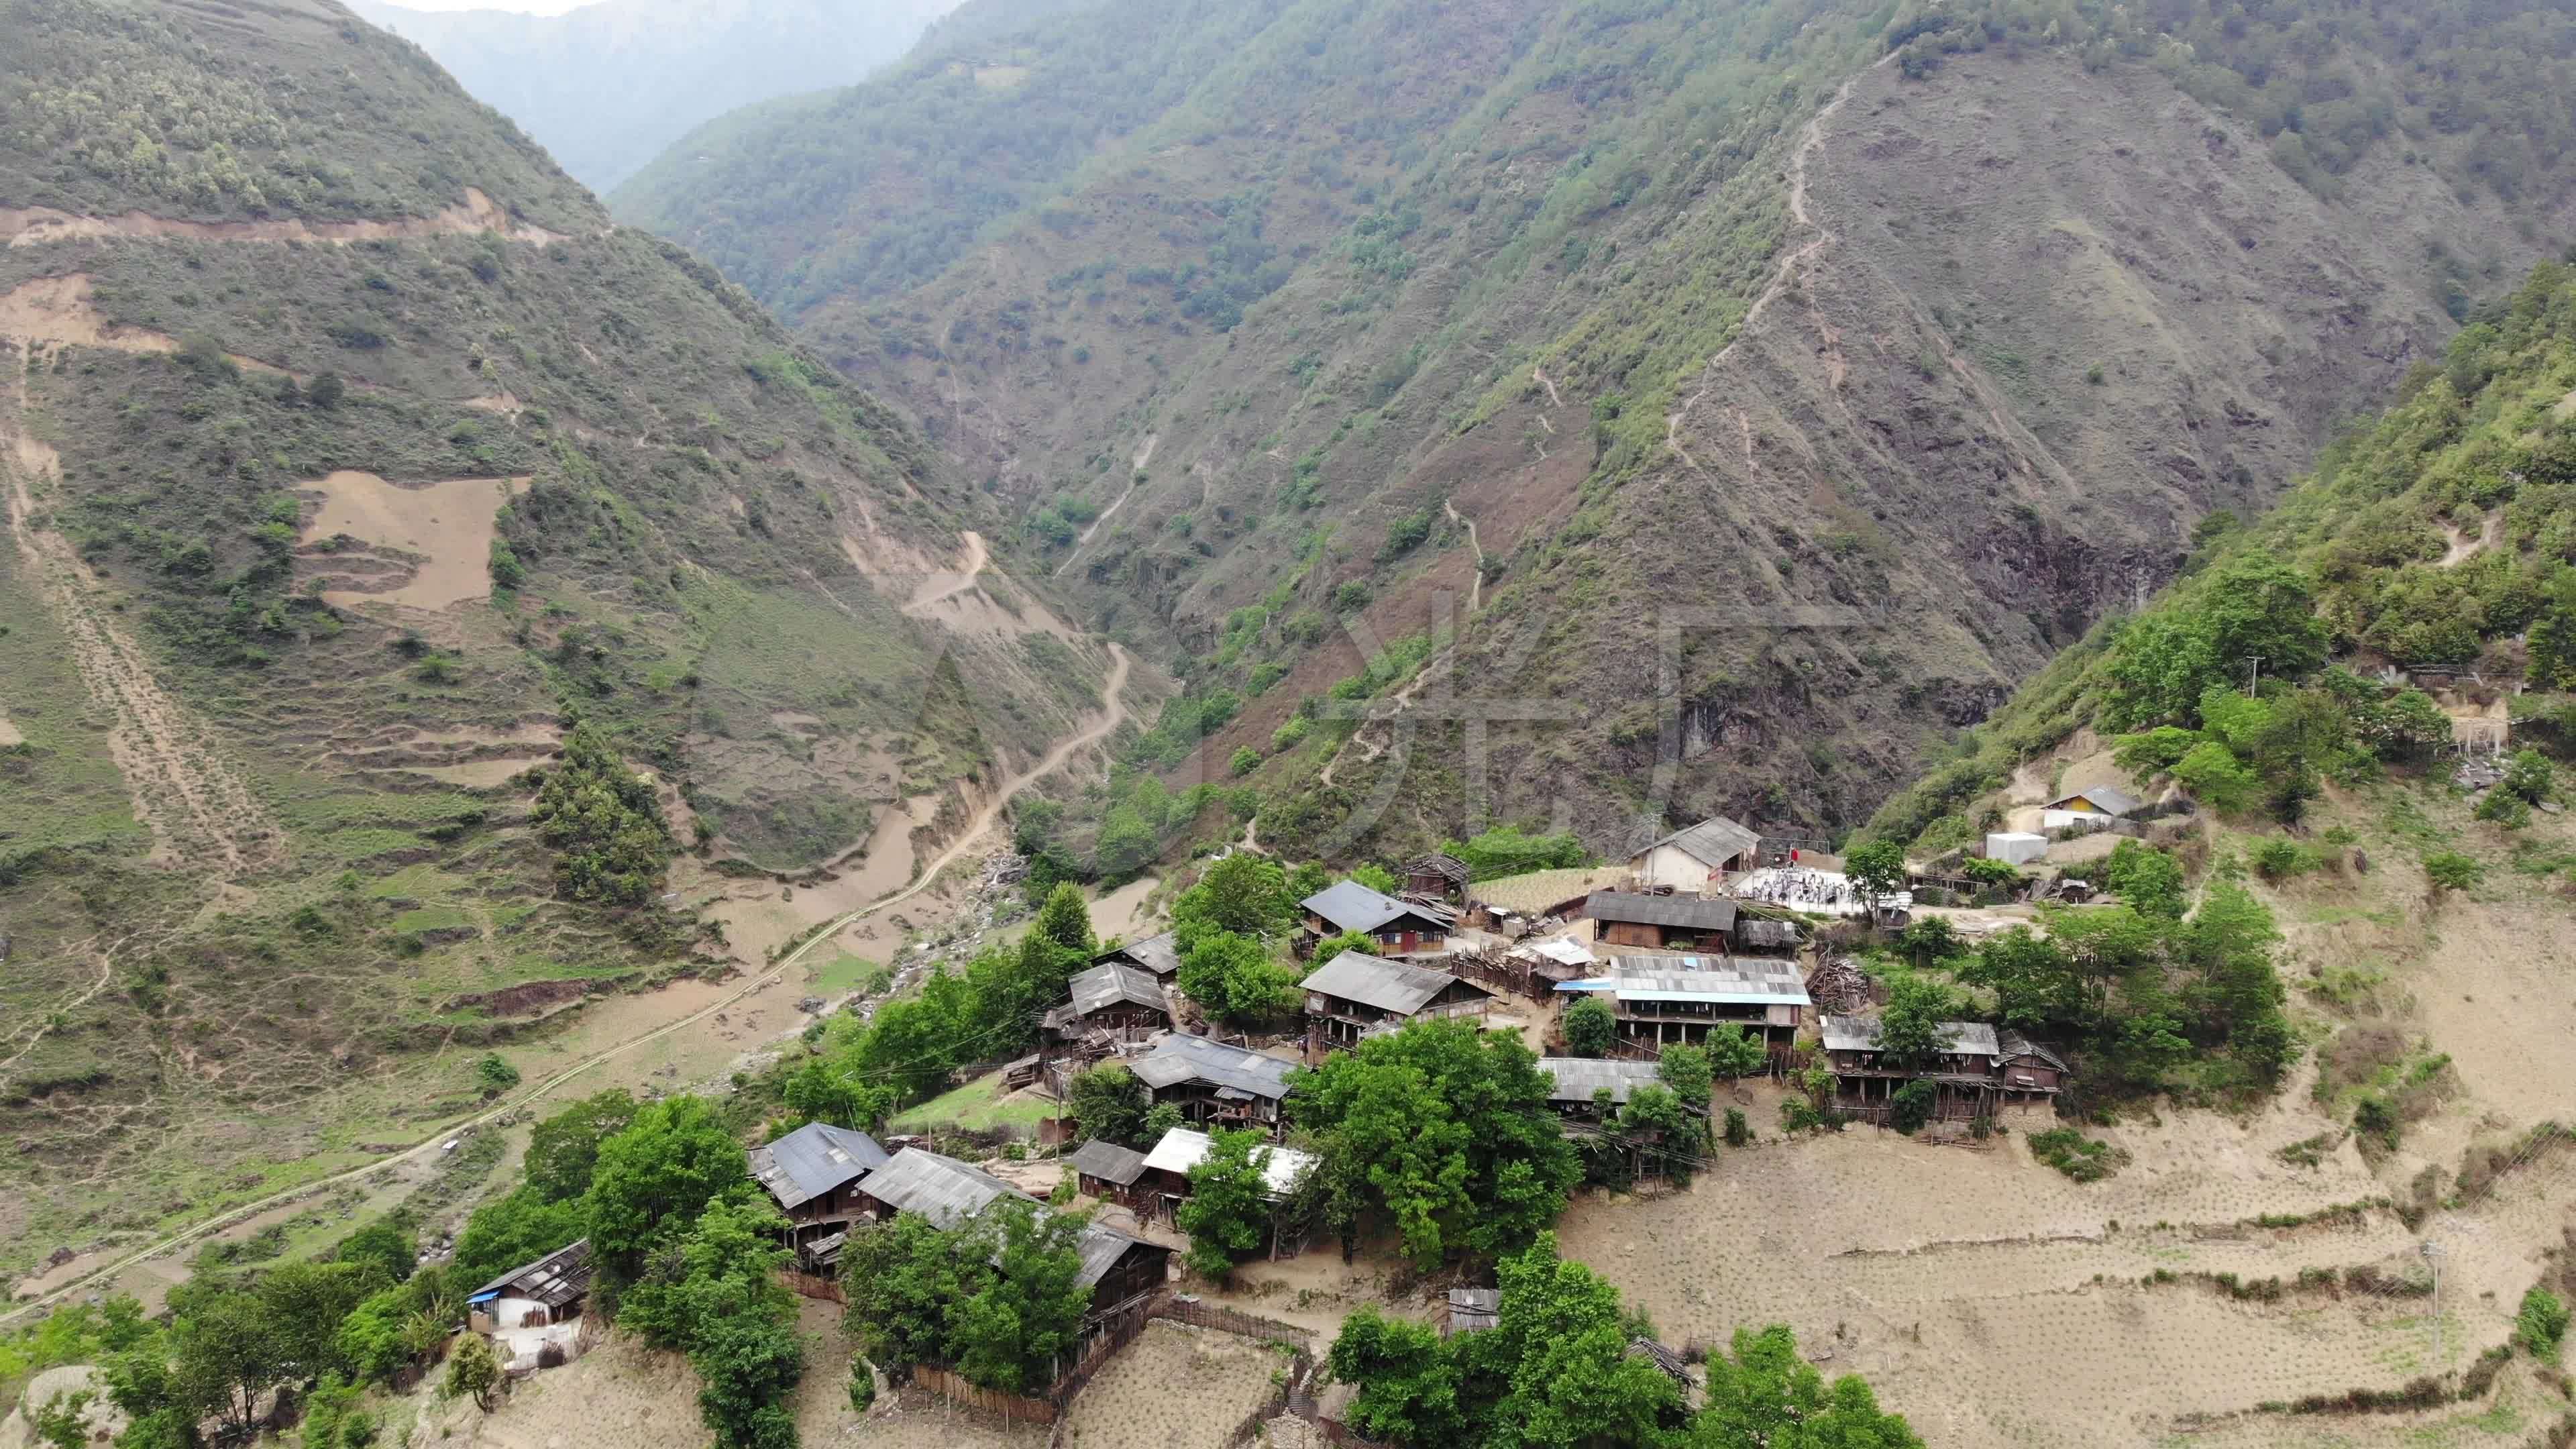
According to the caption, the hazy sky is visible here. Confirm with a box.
[377,0,595,12]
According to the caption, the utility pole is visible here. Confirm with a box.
[2245,655,2264,697]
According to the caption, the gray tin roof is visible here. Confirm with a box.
[1632,814,1761,868]
[1300,951,1485,1016]
[749,1122,890,1212]
[1069,961,1168,1018]
[1131,1032,1297,1101]
[1737,918,1803,949]
[1067,1138,1149,1186]
[1097,930,1181,978]
[1819,1014,2001,1057]
[1301,879,1454,934]
[1585,890,1739,932]
[2044,785,2143,815]
[865,1147,1165,1291]
[470,1238,590,1308]
[1536,1057,1667,1105]
[1996,1030,2070,1072]
[1604,955,1809,1006]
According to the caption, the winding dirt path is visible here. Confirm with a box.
[1,187,574,249]
[1532,366,1564,408]
[902,529,990,615]
[1443,498,1485,613]
[0,643,1136,1329]
[1665,56,1887,466]
[1055,433,1156,578]
[2,341,284,875]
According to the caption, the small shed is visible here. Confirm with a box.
[466,1239,590,1335]
[1045,961,1172,1041]
[1984,832,2048,865]
[1131,1032,1297,1130]
[2040,786,2141,832]
[1535,1057,1668,1120]
[1995,1030,2072,1102]
[1734,918,1802,955]
[1627,815,1763,890]
[1067,1138,1150,1205]
[1446,1287,1500,1337]
[1402,853,1472,904]
[1585,890,1739,951]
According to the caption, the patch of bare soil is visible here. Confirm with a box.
[3,187,572,250]
[2,341,284,875]
[1055,1322,1285,1449]
[0,714,20,747]
[297,470,532,611]
[902,529,991,615]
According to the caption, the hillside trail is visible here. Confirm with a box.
[0,643,1136,1329]
[1,340,284,876]
[1318,502,1486,787]
[1664,54,1890,466]
[1055,433,1156,577]
[901,529,989,615]
[1443,498,1485,612]
[1,187,575,248]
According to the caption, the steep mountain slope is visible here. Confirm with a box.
[347,0,966,193]
[0,0,1111,1279]
[620,0,2576,861]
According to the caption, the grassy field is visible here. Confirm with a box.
[888,1071,1056,1135]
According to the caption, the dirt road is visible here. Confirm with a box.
[1,187,572,249]
[0,643,1134,1327]
[902,529,990,615]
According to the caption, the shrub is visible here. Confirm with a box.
[1723,1108,1750,1147]
[475,1054,520,1091]
[2424,851,2483,896]
[1562,997,1615,1056]
[2475,788,2532,829]
[1229,746,1261,776]
[2519,1287,2569,1359]
[1889,1080,1936,1134]
[2251,838,2316,881]
[2029,1128,2125,1181]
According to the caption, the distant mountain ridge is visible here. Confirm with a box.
[348,0,966,192]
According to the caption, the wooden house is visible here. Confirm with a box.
[1299,951,1493,1054]
[1817,1015,2067,1122]
[1446,1288,1500,1337]
[1067,1138,1150,1207]
[852,1148,1171,1318]
[1535,1057,1669,1122]
[1733,918,1803,956]
[1627,815,1762,891]
[1402,853,1472,904]
[1585,891,1739,952]
[1129,1032,1297,1132]
[1042,961,1172,1043]
[747,1122,891,1269]
[1561,955,1809,1049]
[1093,930,1181,981]
[1299,879,1456,957]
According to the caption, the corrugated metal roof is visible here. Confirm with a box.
[749,1122,890,1211]
[470,1238,590,1307]
[1069,962,1168,1018]
[1447,1287,1499,1334]
[1097,931,1181,977]
[1996,1030,2070,1072]
[1514,936,1596,968]
[1405,853,1471,884]
[1130,1032,1297,1100]
[863,1148,1162,1290]
[1601,956,1809,1006]
[1301,879,1456,934]
[1067,1139,1148,1185]
[1632,814,1761,868]
[1536,1057,1666,1105]
[1819,1014,2000,1057]
[2045,785,2143,815]
[1300,951,1483,1016]
[1140,1127,1317,1197]
[1585,891,1739,932]
[1737,919,1803,949]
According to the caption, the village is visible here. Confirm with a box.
[425,801,2130,1442]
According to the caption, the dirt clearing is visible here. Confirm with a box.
[1055,1322,1287,1449]
[0,713,20,747]
[299,470,531,611]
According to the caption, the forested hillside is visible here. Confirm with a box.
[350,0,965,194]
[619,0,2576,869]
[0,0,1113,1282]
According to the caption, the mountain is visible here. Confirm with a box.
[347,0,968,193]
[616,0,2576,863]
[0,0,1112,1279]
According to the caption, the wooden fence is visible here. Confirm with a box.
[1151,1297,1316,1346]
[912,1365,1060,1425]
[779,1271,846,1305]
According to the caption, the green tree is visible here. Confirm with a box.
[1032,881,1095,953]
[2518,1286,2570,1358]
[1313,928,1378,961]
[475,1053,521,1092]
[2102,839,2186,918]
[1485,1234,1681,1448]
[1067,1063,1150,1146]
[1327,1307,1462,1445]
[837,1216,956,1374]
[530,721,676,905]
[1688,1324,1925,1448]
[1176,929,1301,1024]
[331,1216,417,1285]
[1175,1127,1275,1281]
[1171,853,1295,947]
[1656,1044,1713,1120]
[947,1201,1089,1394]
[2502,747,2557,804]
[2171,741,2262,813]
[584,1094,756,1279]
[1142,1101,1185,1142]
[1895,914,1962,967]
[1958,927,2084,1035]
[1702,1024,1767,1083]
[1842,839,1908,911]
[618,1197,805,1449]
[1872,974,1966,1070]
[1562,997,1615,1057]
[445,1331,500,1411]
[452,1185,586,1287]
[1352,863,1402,896]
[523,1089,643,1201]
